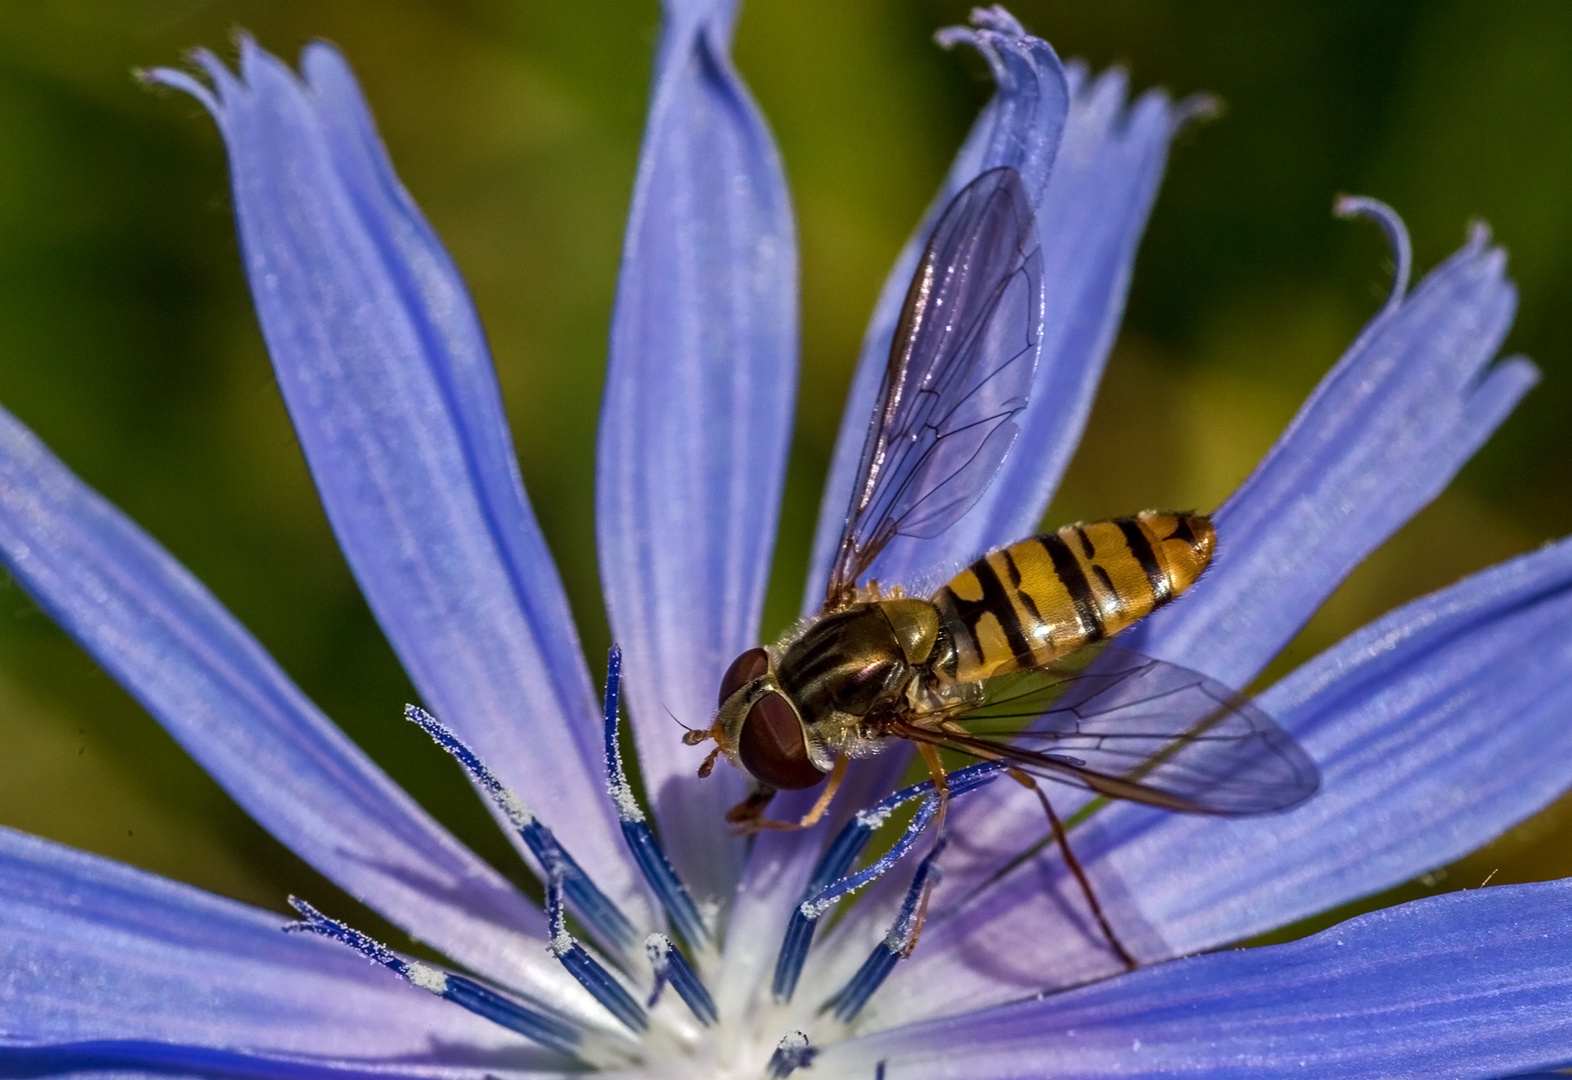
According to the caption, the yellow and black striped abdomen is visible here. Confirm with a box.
[930,511,1216,684]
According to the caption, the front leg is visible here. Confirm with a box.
[726,756,850,834]
[724,784,778,830]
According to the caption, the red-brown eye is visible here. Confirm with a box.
[718,646,770,707]
[738,692,825,790]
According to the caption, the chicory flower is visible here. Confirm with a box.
[2,3,1572,1077]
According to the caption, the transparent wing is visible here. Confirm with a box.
[897,645,1320,815]
[826,166,1044,608]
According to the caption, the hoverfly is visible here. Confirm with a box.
[685,165,1318,962]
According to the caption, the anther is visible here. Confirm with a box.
[767,1030,817,1079]
[602,646,711,948]
[404,704,635,951]
[644,932,718,1025]
[285,897,582,1060]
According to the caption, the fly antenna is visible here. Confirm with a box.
[663,701,701,735]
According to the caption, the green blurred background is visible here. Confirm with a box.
[0,0,1568,944]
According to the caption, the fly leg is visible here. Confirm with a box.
[915,742,951,833]
[728,756,850,834]
[1007,767,1137,971]
[724,785,778,830]
[897,742,952,957]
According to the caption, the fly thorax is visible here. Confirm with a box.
[775,605,914,724]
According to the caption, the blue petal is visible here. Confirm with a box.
[876,532,1572,1023]
[146,42,641,912]
[827,879,1572,1079]
[595,0,797,900]
[1124,213,1536,688]
[0,828,568,1076]
[721,9,1072,1002]
[805,8,1076,606]
[0,404,582,1008]
[745,19,1186,1013]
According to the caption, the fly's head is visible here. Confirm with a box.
[687,646,828,791]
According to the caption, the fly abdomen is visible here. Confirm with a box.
[930,511,1216,684]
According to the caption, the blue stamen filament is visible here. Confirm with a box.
[602,645,711,948]
[395,652,724,1044]
[404,704,635,951]
[544,857,649,1033]
[772,762,1002,1003]
[824,839,947,1023]
[645,932,719,1025]
[284,897,583,1060]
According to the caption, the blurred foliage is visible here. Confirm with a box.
[0,0,1568,946]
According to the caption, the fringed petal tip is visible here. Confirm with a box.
[936,5,1028,46]
[1058,59,1217,142]
[1174,89,1224,126]
[137,58,220,116]
[140,39,370,124]
[936,6,1065,98]
[1335,194,1414,312]
[1126,186,1525,692]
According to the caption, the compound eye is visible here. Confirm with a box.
[738,692,826,790]
[718,646,770,708]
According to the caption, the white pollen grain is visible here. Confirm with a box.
[856,805,893,830]
[799,897,832,921]
[547,925,576,958]
[405,961,449,995]
[497,788,535,828]
[607,775,645,823]
[644,932,671,973]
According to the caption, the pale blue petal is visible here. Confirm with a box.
[875,533,1572,1023]
[715,10,1071,1009]
[827,879,1572,1079]
[743,23,1185,1014]
[1125,216,1536,688]
[0,828,568,1078]
[147,42,641,912]
[0,404,584,1008]
[805,8,1073,606]
[595,0,797,901]
[724,14,1176,1011]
